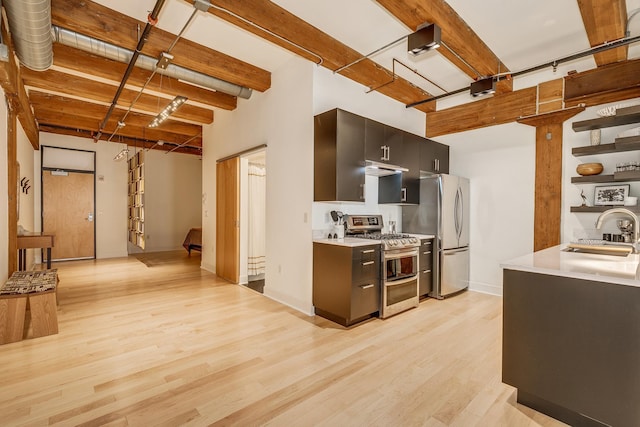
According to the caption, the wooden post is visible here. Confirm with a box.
[7,103,18,276]
[518,107,585,251]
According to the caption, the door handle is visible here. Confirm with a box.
[87,213,93,222]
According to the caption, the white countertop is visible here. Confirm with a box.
[313,237,381,248]
[314,233,435,248]
[501,245,640,287]
[407,233,436,240]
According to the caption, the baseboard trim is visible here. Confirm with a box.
[469,281,503,296]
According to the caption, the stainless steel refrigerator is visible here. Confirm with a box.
[402,174,470,299]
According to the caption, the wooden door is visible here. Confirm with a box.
[42,170,95,260]
[216,157,240,283]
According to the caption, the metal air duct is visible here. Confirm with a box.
[4,0,53,71]
[51,26,252,99]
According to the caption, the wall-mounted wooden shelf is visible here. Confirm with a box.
[572,105,640,132]
[572,136,640,156]
[570,205,640,213]
[571,171,640,184]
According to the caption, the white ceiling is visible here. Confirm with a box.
[93,0,640,108]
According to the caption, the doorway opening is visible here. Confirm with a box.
[240,149,266,293]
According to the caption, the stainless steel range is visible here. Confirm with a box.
[344,214,420,318]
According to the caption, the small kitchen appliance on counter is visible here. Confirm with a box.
[344,214,420,318]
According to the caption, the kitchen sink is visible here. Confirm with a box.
[563,242,633,257]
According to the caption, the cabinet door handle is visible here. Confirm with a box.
[362,261,375,266]
[361,249,375,254]
[360,284,375,290]
[380,145,386,161]
[401,187,407,202]
[423,251,431,255]
[386,146,391,161]
[422,270,431,274]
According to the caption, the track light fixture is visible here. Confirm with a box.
[148,95,188,128]
[408,23,441,56]
[470,77,496,98]
[113,147,129,161]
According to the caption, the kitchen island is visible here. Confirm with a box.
[501,246,640,427]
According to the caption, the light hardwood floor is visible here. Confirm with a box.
[0,252,567,426]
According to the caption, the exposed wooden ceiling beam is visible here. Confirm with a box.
[186,0,437,112]
[426,58,640,137]
[50,0,271,93]
[34,107,202,148]
[52,44,237,111]
[0,20,39,149]
[28,91,202,138]
[577,0,628,66]
[21,68,213,124]
[564,58,640,107]
[375,0,510,81]
[39,124,201,155]
[426,88,537,137]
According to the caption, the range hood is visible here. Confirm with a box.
[365,160,408,177]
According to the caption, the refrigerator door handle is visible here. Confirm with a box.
[444,247,469,255]
[454,188,460,239]
[458,187,464,241]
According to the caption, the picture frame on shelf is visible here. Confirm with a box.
[594,184,630,206]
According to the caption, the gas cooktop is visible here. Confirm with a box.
[344,214,420,250]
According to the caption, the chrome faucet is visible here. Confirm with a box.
[595,208,640,253]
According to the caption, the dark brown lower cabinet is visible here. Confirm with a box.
[313,242,380,326]
[503,269,640,427]
[418,238,433,297]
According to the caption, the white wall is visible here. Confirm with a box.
[311,67,427,236]
[0,92,35,278]
[0,95,7,281]
[34,134,129,259]
[142,149,202,252]
[16,121,35,268]
[439,123,536,295]
[202,55,315,314]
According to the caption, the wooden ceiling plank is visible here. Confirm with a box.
[50,0,271,92]
[0,21,39,149]
[52,44,237,110]
[39,125,202,155]
[185,0,437,112]
[577,0,627,66]
[375,0,509,81]
[28,91,202,137]
[21,68,213,124]
[425,88,537,137]
[34,109,202,147]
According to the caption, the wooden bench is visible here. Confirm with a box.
[0,269,59,344]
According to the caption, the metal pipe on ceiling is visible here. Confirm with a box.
[406,34,640,108]
[3,0,53,71]
[51,26,253,99]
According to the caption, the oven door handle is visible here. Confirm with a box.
[385,275,418,286]
[384,250,418,260]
